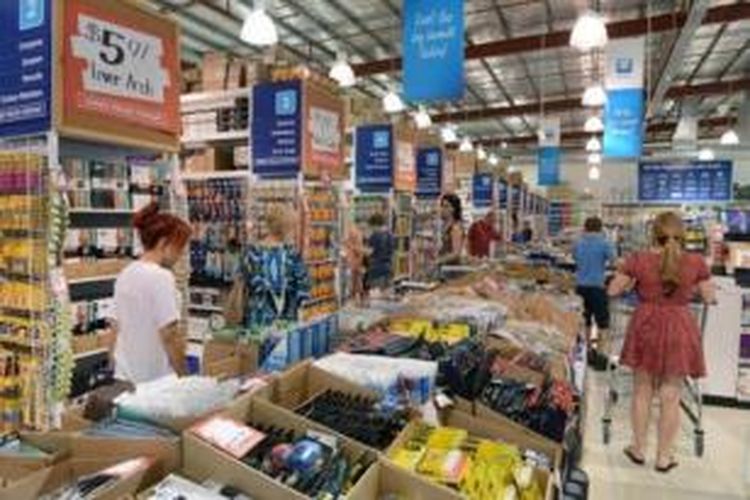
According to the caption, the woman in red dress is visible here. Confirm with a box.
[608,212,714,473]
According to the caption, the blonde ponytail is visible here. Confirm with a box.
[653,212,684,297]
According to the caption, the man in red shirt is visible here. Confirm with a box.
[468,210,502,258]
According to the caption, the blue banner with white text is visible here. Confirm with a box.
[403,0,465,103]
[537,147,561,186]
[252,80,302,178]
[355,124,393,192]
[603,88,644,158]
[638,160,732,202]
[472,173,493,208]
[416,147,442,199]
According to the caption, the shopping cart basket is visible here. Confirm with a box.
[601,295,710,457]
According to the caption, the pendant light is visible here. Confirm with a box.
[501,141,508,150]
[570,10,608,51]
[588,153,602,165]
[382,88,405,114]
[720,129,740,146]
[414,106,432,129]
[459,136,474,152]
[240,0,278,47]
[588,165,601,180]
[584,116,604,133]
[586,136,602,152]
[582,84,607,107]
[698,148,715,161]
[328,52,356,88]
[477,146,487,161]
[488,153,499,166]
[441,125,458,144]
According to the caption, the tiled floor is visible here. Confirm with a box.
[581,370,750,499]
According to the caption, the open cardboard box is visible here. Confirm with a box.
[202,339,258,380]
[348,459,464,500]
[184,396,376,500]
[384,419,554,500]
[0,433,72,491]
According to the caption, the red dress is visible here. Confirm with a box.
[620,251,710,378]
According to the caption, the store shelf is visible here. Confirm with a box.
[73,348,109,361]
[69,209,133,229]
[303,295,337,306]
[189,304,223,313]
[68,276,116,302]
[180,87,251,113]
[181,130,248,147]
[181,170,250,181]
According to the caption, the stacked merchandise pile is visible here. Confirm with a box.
[412,199,439,280]
[302,185,340,321]
[393,192,413,280]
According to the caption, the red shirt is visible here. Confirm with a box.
[468,220,501,257]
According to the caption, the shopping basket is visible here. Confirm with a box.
[601,295,710,457]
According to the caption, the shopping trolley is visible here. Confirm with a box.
[601,295,710,457]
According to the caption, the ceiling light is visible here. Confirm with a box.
[584,116,604,133]
[441,125,458,144]
[582,84,607,107]
[588,153,602,165]
[720,129,740,146]
[588,165,601,180]
[414,106,432,129]
[698,148,715,161]
[570,10,608,51]
[240,0,278,47]
[489,154,499,166]
[477,146,487,161]
[501,141,508,150]
[382,88,405,114]
[459,136,474,152]
[586,136,601,152]
[328,52,356,88]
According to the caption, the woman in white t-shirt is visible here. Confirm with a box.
[113,202,192,385]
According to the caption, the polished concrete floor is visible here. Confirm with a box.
[581,370,750,499]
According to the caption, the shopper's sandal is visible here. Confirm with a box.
[654,459,679,473]
[623,447,645,466]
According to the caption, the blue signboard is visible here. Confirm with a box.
[604,88,645,158]
[537,147,561,186]
[472,173,493,208]
[638,161,732,202]
[403,0,465,103]
[416,147,442,199]
[0,0,52,138]
[511,185,521,210]
[498,180,508,210]
[252,81,302,178]
[355,124,393,192]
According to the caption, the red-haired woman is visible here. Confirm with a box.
[113,202,192,384]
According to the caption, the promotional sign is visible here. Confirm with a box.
[62,0,180,147]
[416,147,442,199]
[0,0,52,137]
[604,37,645,158]
[498,179,508,210]
[355,124,393,192]
[394,139,416,192]
[510,185,521,211]
[472,173,493,208]
[537,147,561,186]
[304,83,344,179]
[403,0,465,103]
[252,80,302,178]
[442,149,456,193]
[638,160,733,202]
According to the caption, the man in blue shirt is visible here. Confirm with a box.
[574,217,614,368]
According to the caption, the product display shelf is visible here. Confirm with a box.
[393,192,414,281]
[352,193,390,232]
[412,198,440,281]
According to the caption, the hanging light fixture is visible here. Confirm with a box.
[582,84,607,107]
[489,153,499,166]
[570,10,608,51]
[698,148,715,161]
[588,165,601,180]
[584,116,604,133]
[586,136,602,152]
[240,0,278,47]
[382,88,405,114]
[441,125,458,144]
[414,106,432,129]
[477,146,487,161]
[459,136,474,152]
[501,141,508,150]
[720,129,740,146]
[328,52,356,88]
[588,153,602,165]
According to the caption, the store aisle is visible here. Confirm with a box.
[581,371,750,499]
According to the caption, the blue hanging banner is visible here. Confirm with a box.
[355,124,393,192]
[537,147,561,186]
[0,0,52,138]
[416,147,442,199]
[252,80,302,178]
[604,37,645,159]
[498,179,508,210]
[638,160,733,202]
[472,173,493,208]
[403,0,465,103]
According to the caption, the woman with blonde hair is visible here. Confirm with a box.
[608,212,714,473]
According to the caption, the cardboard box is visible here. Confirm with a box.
[184,397,375,500]
[348,459,462,500]
[202,339,258,380]
[0,433,71,491]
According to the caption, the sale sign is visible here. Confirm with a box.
[303,83,344,179]
[62,0,180,137]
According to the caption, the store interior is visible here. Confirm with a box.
[0,0,748,499]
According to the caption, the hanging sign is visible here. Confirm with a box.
[442,149,456,193]
[304,83,344,179]
[638,160,733,202]
[394,139,416,192]
[472,173,493,208]
[416,147,442,199]
[252,80,302,178]
[0,0,52,137]
[498,179,508,210]
[62,0,180,148]
[355,124,393,192]
[537,117,561,185]
[403,0,465,103]
[604,37,645,158]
